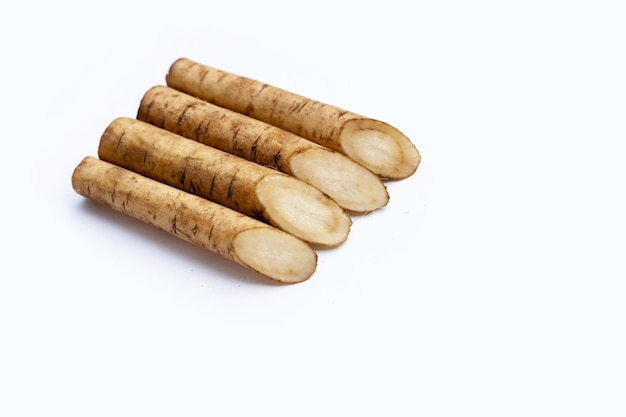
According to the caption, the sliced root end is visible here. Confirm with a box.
[232,228,317,284]
[340,119,420,180]
[256,175,351,247]
[289,148,389,213]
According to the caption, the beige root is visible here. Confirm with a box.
[136,85,389,213]
[165,57,421,179]
[98,117,351,247]
[71,156,317,284]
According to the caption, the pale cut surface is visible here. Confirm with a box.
[232,228,318,284]
[340,119,422,180]
[289,148,389,213]
[256,175,351,247]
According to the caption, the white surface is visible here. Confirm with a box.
[2,1,625,416]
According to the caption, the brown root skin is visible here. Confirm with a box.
[98,117,351,247]
[72,157,317,284]
[137,86,389,213]
[137,85,306,175]
[166,58,420,179]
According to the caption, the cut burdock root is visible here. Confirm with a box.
[166,58,421,179]
[72,157,317,284]
[137,86,389,213]
[98,118,351,247]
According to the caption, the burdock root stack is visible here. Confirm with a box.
[166,57,421,180]
[72,157,317,284]
[98,117,351,247]
[137,86,389,213]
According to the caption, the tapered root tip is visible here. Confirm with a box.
[340,119,420,180]
[289,148,389,213]
[232,228,317,284]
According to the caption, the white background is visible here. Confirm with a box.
[1,1,625,416]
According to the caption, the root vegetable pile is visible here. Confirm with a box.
[71,58,420,284]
